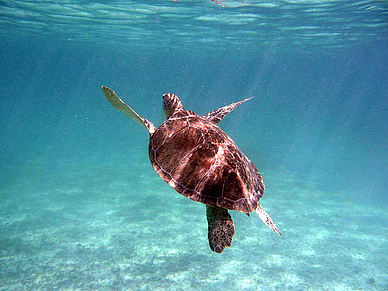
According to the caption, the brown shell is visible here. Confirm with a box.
[149,110,264,213]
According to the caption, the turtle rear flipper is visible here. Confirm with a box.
[102,86,156,134]
[206,205,235,253]
[255,203,281,236]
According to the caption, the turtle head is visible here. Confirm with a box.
[163,93,184,119]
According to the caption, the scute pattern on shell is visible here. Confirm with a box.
[149,110,264,213]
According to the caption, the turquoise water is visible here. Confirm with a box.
[1,1,388,290]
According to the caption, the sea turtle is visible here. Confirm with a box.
[101,86,281,253]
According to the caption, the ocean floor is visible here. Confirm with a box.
[0,154,387,290]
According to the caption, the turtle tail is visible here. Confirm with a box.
[206,205,235,253]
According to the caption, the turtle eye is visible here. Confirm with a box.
[162,93,174,118]
[163,93,175,102]
[162,93,173,109]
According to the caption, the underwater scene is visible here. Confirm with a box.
[1,0,387,290]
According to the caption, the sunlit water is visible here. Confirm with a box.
[1,1,387,290]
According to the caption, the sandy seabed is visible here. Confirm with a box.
[0,156,387,290]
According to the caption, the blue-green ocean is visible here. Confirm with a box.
[1,1,387,290]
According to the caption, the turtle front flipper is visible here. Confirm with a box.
[255,203,282,236]
[202,97,253,124]
[206,205,235,253]
[102,86,156,134]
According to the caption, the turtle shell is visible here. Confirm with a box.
[149,109,264,213]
